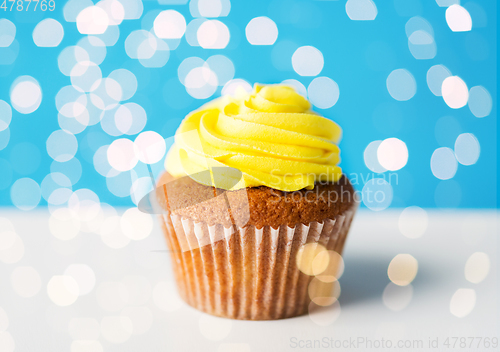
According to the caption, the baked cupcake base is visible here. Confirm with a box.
[157,174,358,320]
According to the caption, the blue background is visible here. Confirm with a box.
[0,0,497,208]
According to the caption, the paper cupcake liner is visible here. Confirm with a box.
[159,206,357,320]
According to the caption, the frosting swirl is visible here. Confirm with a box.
[165,84,343,191]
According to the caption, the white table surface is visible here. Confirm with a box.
[0,209,498,352]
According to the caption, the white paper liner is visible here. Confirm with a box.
[160,206,357,320]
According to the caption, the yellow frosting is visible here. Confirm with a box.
[165,84,343,191]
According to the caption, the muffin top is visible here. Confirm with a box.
[156,172,356,228]
[164,84,343,192]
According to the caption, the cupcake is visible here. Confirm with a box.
[156,84,358,320]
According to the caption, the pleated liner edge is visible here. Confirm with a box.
[159,206,357,320]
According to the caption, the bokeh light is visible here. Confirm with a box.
[364,141,387,173]
[64,264,96,296]
[185,18,207,46]
[41,173,72,202]
[464,252,490,284]
[454,133,480,166]
[91,78,122,111]
[32,19,64,47]
[71,61,102,93]
[58,46,90,77]
[55,85,88,120]
[406,16,436,60]
[77,6,110,35]
[308,300,341,326]
[221,79,252,96]
[398,206,428,239]
[9,76,42,114]
[100,213,131,248]
[51,158,82,186]
[120,0,144,19]
[387,254,418,286]
[94,146,117,177]
[125,30,156,59]
[292,46,324,77]
[120,207,153,240]
[405,17,433,38]
[134,131,166,164]
[296,243,327,276]
[345,0,377,20]
[314,251,344,283]
[49,208,81,240]
[450,288,476,318]
[206,55,234,86]
[386,69,416,101]
[10,178,41,211]
[468,86,492,118]
[281,79,307,97]
[64,0,94,22]
[377,138,408,171]
[114,103,147,135]
[426,65,451,96]
[107,138,139,172]
[46,130,78,162]
[154,10,186,39]
[97,0,125,26]
[307,77,339,109]
[190,0,230,17]
[362,178,393,211]
[138,38,170,68]
[184,66,218,99]
[0,129,10,151]
[308,277,341,306]
[441,76,468,109]
[178,56,204,83]
[76,36,107,65]
[197,20,230,49]
[0,19,16,47]
[446,5,472,32]
[47,275,80,306]
[245,16,278,45]
[108,69,137,101]
[95,24,120,46]
[0,100,12,131]
[431,147,458,180]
